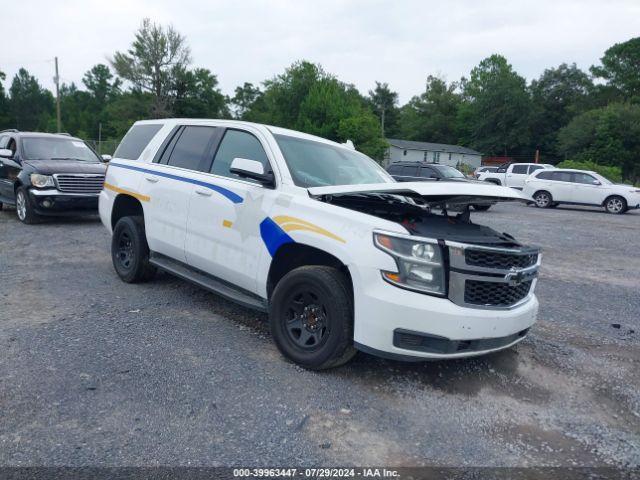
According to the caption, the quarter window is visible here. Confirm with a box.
[536,171,553,180]
[211,129,270,182]
[114,124,163,160]
[167,126,218,171]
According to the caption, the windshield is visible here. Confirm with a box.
[592,172,614,185]
[436,165,466,178]
[22,137,100,162]
[274,134,392,187]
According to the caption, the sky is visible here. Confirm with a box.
[1,0,639,104]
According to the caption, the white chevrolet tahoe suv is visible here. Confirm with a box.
[99,119,541,369]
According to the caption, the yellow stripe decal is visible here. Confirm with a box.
[222,219,233,228]
[273,215,345,244]
[103,182,150,202]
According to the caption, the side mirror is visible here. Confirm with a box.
[592,180,601,185]
[0,148,13,158]
[101,154,112,163]
[229,157,274,186]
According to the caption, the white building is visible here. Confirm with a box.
[385,139,482,169]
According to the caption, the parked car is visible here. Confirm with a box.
[100,119,541,369]
[473,166,498,178]
[0,130,109,223]
[523,168,640,214]
[387,162,495,210]
[477,163,555,189]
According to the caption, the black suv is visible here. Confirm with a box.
[0,130,108,223]
[387,161,493,211]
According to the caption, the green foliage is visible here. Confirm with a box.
[111,18,191,116]
[591,37,640,100]
[399,76,460,144]
[9,68,54,131]
[459,55,531,156]
[0,70,11,129]
[557,103,640,182]
[367,82,400,137]
[174,68,229,118]
[529,63,593,161]
[231,83,262,119]
[556,159,623,183]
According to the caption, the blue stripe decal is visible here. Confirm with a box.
[260,217,294,257]
[109,162,244,204]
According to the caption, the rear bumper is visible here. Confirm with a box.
[28,188,99,216]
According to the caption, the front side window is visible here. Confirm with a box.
[420,167,437,178]
[402,165,419,176]
[511,165,528,174]
[211,130,270,183]
[167,126,218,171]
[275,134,392,188]
[435,165,465,178]
[21,137,100,162]
[573,173,597,184]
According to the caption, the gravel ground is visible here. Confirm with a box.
[0,202,638,467]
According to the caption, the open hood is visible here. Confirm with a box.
[308,181,528,208]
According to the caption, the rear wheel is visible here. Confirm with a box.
[16,187,39,224]
[269,266,356,370]
[472,204,491,211]
[533,191,552,208]
[604,196,627,214]
[111,216,157,283]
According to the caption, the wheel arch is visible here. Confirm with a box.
[602,194,627,207]
[111,194,144,229]
[267,242,353,300]
[485,178,501,185]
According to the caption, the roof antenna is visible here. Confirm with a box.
[343,140,355,150]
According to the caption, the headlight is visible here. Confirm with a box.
[374,232,446,296]
[30,174,55,188]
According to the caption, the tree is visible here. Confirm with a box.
[231,82,262,119]
[111,18,191,116]
[591,37,640,100]
[9,68,54,131]
[458,55,532,155]
[83,64,121,106]
[557,103,640,181]
[529,63,593,161]
[398,75,461,144]
[0,70,11,129]
[367,82,399,136]
[173,68,229,118]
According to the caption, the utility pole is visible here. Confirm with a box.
[98,122,102,154]
[54,57,61,133]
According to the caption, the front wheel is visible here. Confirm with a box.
[111,216,157,283]
[16,187,39,224]
[604,196,627,214]
[533,191,552,208]
[269,266,356,370]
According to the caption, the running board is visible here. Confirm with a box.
[149,253,268,312]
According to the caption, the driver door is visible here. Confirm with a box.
[0,136,21,201]
[571,172,601,205]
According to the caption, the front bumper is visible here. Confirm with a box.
[28,188,99,216]
[351,265,538,360]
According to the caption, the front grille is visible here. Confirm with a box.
[54,174,105,194]
[464,279,532,307]
[465,249,537,269]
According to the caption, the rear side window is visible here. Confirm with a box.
[114,124,163,160]
[167,126,218,171]
[511,165,528,174]
[402,165,419,176]
[211,129,270,182]
[551,172,573,182]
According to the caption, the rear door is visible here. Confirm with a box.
[138,125,220,263]
[505,164,530,189]
[548,171,574,201]
[185,127,275,294]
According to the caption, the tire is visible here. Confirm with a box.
[533,191,552,208]
[269,266,356,370]
[604,195,627,214]
[111,216,157,283]
[15,187,39,224]
[472,204,491,211]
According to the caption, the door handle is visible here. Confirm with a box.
[195,188,212,197]
[144,175,159,183]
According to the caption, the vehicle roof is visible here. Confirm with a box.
[536,168,597,175]
[4,131,84,141]
[388,161,455,168]
[133,118,352,150]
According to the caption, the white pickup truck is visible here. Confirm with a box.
[477,163,554,189]
[99,119,541,369]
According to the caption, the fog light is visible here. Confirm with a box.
[42,199,53,208]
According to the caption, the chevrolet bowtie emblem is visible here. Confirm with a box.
[505,269,536,286]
